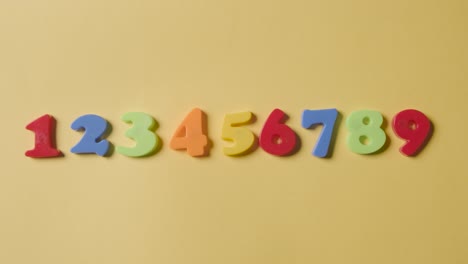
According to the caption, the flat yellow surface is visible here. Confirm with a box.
[1,1,467,263]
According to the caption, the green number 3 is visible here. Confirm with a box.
[117,112,160,157]
[346,110,387,154]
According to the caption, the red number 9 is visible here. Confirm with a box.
[392,109,432,156]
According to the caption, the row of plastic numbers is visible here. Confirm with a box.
[25,108,432,159]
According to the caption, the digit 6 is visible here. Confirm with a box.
[259,109,298,156]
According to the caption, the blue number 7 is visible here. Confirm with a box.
[301,109,339,158]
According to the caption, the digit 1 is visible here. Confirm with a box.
[25,114,62,158]
[392,109,432,156]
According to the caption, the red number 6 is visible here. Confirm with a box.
[259,109,298,156]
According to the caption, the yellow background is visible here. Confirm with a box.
[1,0,467,263]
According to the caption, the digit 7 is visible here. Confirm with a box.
[301,109,339,158]
[392,109,432,156]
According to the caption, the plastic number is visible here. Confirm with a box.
[301,108,339,158]
[170,108,209,157]
[222,112,256,156]
[392,109,432,156]
[71,114,112,156]
[116,112,160,157]
[25,114,62,158]
[259,109,297,156]
[346,110,387,154]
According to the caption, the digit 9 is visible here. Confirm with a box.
[392,109,432,156]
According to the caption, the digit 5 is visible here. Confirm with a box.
[222,112,257,156]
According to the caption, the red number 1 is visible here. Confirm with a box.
[25,114,62,158]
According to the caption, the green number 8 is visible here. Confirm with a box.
[346,110,387,154]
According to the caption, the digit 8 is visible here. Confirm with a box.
[346,110,387,154]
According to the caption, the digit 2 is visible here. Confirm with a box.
[70,114,112,156]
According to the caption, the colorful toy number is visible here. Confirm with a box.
[70,114,112,156]
[301,109,339,158]
[170,108,209,157]
[222,111,257,156]
[392,109,432,156]
[26,108,433,159]
[116,112,160,157]
[259,109,298,156]
[346,110,387,154]
[25,114,62,158]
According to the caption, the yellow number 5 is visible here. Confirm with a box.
[222,112,257,156]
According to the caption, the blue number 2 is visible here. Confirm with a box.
[71,114,112,156]
[301,109,339,158]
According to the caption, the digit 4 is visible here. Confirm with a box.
[170,108,210,157]
[301,108,339,158]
